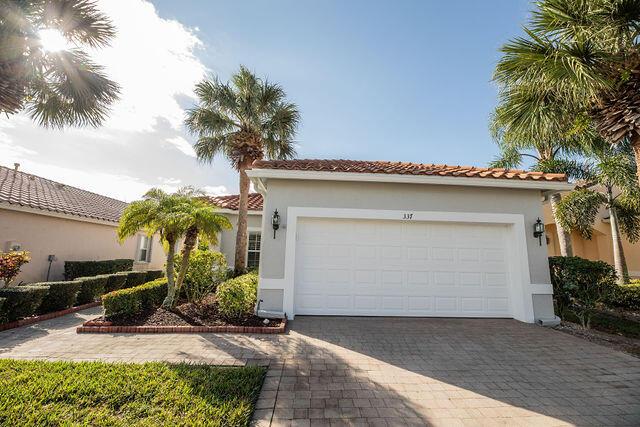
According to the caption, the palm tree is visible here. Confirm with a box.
[185,66,300,273]
[494,0,640,185]
[555,140,640,284]
[0,0,119,127]
[171,190,231,307]
[490,84,587,256]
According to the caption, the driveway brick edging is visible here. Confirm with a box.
[76,318,286,334]
[0,301,102,332]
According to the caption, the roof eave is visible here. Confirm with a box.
[246,168,574,191]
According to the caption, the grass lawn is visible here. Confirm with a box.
[0,359,266,426]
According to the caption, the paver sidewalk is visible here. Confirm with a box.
[2,308,640,426]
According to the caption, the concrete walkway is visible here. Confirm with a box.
[1,308,640,426]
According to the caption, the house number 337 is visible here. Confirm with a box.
[403,213,413,220]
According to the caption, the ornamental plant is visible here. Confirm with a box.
[0,251,31,287]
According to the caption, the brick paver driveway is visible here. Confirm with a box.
[2,308,640,426]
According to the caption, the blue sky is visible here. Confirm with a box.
[1,0,533,201]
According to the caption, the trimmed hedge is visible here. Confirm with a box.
[606,280,640,311]
[117,271,148,289]
[0,297,6,323]
[102,273,128,293]
[102,278,168,318]
[74,276,108,305]
[0,286,49,322]
[35,281,81,313]
[215,272,258,320]
[144,270,164,282]
[64,259,133,280]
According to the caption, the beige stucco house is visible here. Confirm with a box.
[543,192,640,278]
[243,159,572,324]
[0,164,164,284]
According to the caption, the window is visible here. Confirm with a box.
[247,232,261,269]
[137,235,152,262]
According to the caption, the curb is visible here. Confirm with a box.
[76,318,286,334]
[0,301,102,332]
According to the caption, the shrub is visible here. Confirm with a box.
[102,278,168,318]
[606,280,640,311]
[0,286,48,322]
[102,273,128,293]
[144,270,164,282]
[549,256,617,328]
[74,276,108,305]
[0,251,31,287]
[175,249,227,303]
[64,259,133,280]
[36,281,81,313]
[0,297,6,323]
[215,272,258,320]
[117,271,148,289]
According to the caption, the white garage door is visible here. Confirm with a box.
[294,218,513,317]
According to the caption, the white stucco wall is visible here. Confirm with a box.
[0,208,165,283]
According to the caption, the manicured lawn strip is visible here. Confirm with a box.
[0,360,266,427]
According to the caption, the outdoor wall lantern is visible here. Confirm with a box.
[272,209,280,239]
[533,217,545,246]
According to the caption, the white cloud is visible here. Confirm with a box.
[165,136,196,157]
[202,185,229,196]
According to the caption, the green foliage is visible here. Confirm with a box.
[0,286,48,322]
[606,280,640,311]
[0,251,31,287]
[0,297,6,323]
[0,359,266,426]
[144,270,164,282]
[175,249,227,303]
[102,273,128,293]
[102,278,168,318]
[64,259,133,280]
[116,271,148,289]
[555,189,605,239]
[549,256,617,327]
[74,276,108,305]
[35,281,81,313]
[215,272,258,320]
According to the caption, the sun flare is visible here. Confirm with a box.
[38,29,72,52]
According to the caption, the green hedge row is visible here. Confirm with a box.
[103,278,168,318]
[605,280,640,311]
[0,270,164,324]
[64,259,134,280]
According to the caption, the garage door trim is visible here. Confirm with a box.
[280,207,533,322]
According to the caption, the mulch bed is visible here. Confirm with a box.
[78,297,285,334]
[553,321,640,357]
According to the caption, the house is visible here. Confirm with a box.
[0,164,164,283]
[243,159,572,323]
[543,193,640,278]
[207,193,263,269]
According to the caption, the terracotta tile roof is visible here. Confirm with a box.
[207,193,263,211]
[0,165,127,223]
[251,159,568,182]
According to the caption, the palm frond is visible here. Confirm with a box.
[555,188,606,238]
[40,0,115,48]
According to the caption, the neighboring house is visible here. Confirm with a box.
[543,193,640,278]
[0,164,164,284]
[207,193,263,269]
[246,159,572,324]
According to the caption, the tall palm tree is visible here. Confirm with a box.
[494,0,640,185]
[555,140,640,284]
[490,84,587,256]
[171,190,231,307]
[0,0,119,127]
[186,66,300,273]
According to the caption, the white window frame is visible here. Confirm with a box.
[247,231,261,269]
[136,235,152,262]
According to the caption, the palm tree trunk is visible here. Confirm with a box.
[549,192,573,257]
[162,237,177,308]
[608,199,629,285]
[633,136,640,187]
[234,158,252,274]
[172,226,198,308]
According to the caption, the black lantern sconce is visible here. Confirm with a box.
[272,209,280,239]
[533,217,545,246]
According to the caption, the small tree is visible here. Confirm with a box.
[0,251,30,287]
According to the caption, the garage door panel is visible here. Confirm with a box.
[294,218,512,318]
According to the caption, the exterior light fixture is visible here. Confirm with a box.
[533,217,545,246]
[272,209,280,239]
